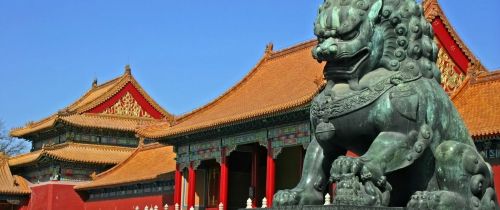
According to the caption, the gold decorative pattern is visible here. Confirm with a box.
[437,47,466,93]
[103,92,152,118]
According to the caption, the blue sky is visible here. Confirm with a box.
[0,0,499,131]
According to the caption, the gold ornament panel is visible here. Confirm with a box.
[103,92,152,118]
[437,46,466,93]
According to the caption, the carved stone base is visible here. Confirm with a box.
[243,205,404,210]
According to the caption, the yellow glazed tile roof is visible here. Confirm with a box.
[8,142,134,167]
[138,41,326,139]
[452,71,500,138]
[10,68,173,138]
[75,143,176,190]
[59,113,158,132]
[0,154,31,195]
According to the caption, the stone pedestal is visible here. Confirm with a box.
[242,205,404,210]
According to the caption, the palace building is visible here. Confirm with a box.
[9,66,173,184]
[3,67,177,209]
[0,0,498,210]
[137,1,500,210]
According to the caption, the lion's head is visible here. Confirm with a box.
[312,0,440,82]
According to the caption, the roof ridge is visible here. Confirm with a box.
[472,70,500,84]
[57,113,159,132]
[10,142,133,167]
[138,142,164,150]
[173,44,273,123]
[10,115,57,133]
[268,39,317,60]
[42,142,133,153]
[95,76,122,89]
[8,150,42,160]
[70,142,135,151]
[126,75,174,121]
[66,74,126,112]
[77,113,157,121]
[42,141,70,150]
[74,74,130,114]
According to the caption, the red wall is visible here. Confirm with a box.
[16,182,174,210]
[84,194,172,210]
[18,182,85,210]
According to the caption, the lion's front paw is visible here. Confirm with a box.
[273,189,300,206]
[330,156,386,187]
[407,191,465,210]
[273,188,323,206]
[330,156,362,181]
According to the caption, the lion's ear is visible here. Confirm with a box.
[368,0,383,21]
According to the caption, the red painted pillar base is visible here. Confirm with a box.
[187,162,196,209]
[266,142,275,207]
[174,164,183,205]
[220,150,228,210]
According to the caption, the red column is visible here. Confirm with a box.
[174,164,183,205]
[266,142,275,207]
[219,149,229,210]
[251,147,258,207]
[492,164,500,202]
[187,162,196,209]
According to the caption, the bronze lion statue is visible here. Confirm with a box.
[273,0,498,209]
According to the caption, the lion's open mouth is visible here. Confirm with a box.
[324,48,370,79]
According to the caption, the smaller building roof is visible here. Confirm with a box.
[8,142,134,167]
[74,143,175,190]
[10,66,173,138]
[452,71,500,138]
[0,154,31,195]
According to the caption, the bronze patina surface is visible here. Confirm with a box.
[273,0,498,209]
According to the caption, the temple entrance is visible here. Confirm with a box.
[275,146,305,192]
[227,143,266,210]
[197,160,221,210]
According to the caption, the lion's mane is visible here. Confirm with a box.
[376,0,440,82]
